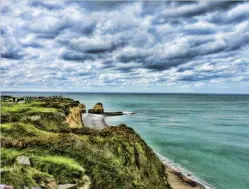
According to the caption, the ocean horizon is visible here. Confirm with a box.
[2,91,249,189]
[2,91,249,95]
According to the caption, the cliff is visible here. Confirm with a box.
[1,97,172,189]
[66,104,86,128]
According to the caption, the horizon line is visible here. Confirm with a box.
[1,90,249,95]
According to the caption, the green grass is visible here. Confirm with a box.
[0,122,55,138]
[32,155,86,184]
[33,155,85,172]
[1,165,54,189]
[1,148,25,166]
[1,148,87,187]
[2,101,58,114]
[0,96,171,189]
[0,123,13,129]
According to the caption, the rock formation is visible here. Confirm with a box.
[66,104,86,128]
[88,102,104,114]
[16,156,31,166]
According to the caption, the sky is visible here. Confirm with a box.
[1,0,249,93]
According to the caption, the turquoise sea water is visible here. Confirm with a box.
[2,92,249,189]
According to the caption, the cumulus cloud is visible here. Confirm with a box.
[1,0,249,92]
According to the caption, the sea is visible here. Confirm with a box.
[2,92,249,189]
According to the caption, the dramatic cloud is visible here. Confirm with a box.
[1,0,249,93]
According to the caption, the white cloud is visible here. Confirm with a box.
[1,0,249,93]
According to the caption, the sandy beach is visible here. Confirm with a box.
[155,152,209,189]
[166,166,205,189]
[82,113,108,130]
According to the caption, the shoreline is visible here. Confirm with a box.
[156,152,214,189]
[166,165,205,189]
[82,111,136,129]
[82,113,213,189]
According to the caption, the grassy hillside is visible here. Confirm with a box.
[1,96,171,189]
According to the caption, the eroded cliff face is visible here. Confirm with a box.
[1,97,172,189]
[66,104,86,128]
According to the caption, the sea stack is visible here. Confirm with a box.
[88,102,104,114]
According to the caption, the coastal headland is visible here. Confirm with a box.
[1,96,205,189]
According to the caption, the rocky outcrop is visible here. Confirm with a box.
[88,102,104,114]
[43,177,57,189]
[16,156,31,166]
[66,104,86,128]
[104,111,124,116]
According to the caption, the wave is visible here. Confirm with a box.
[123,111,136,115]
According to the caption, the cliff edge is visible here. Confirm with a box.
[1,96,171,189]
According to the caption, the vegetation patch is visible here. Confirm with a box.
[1,96,170,189]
